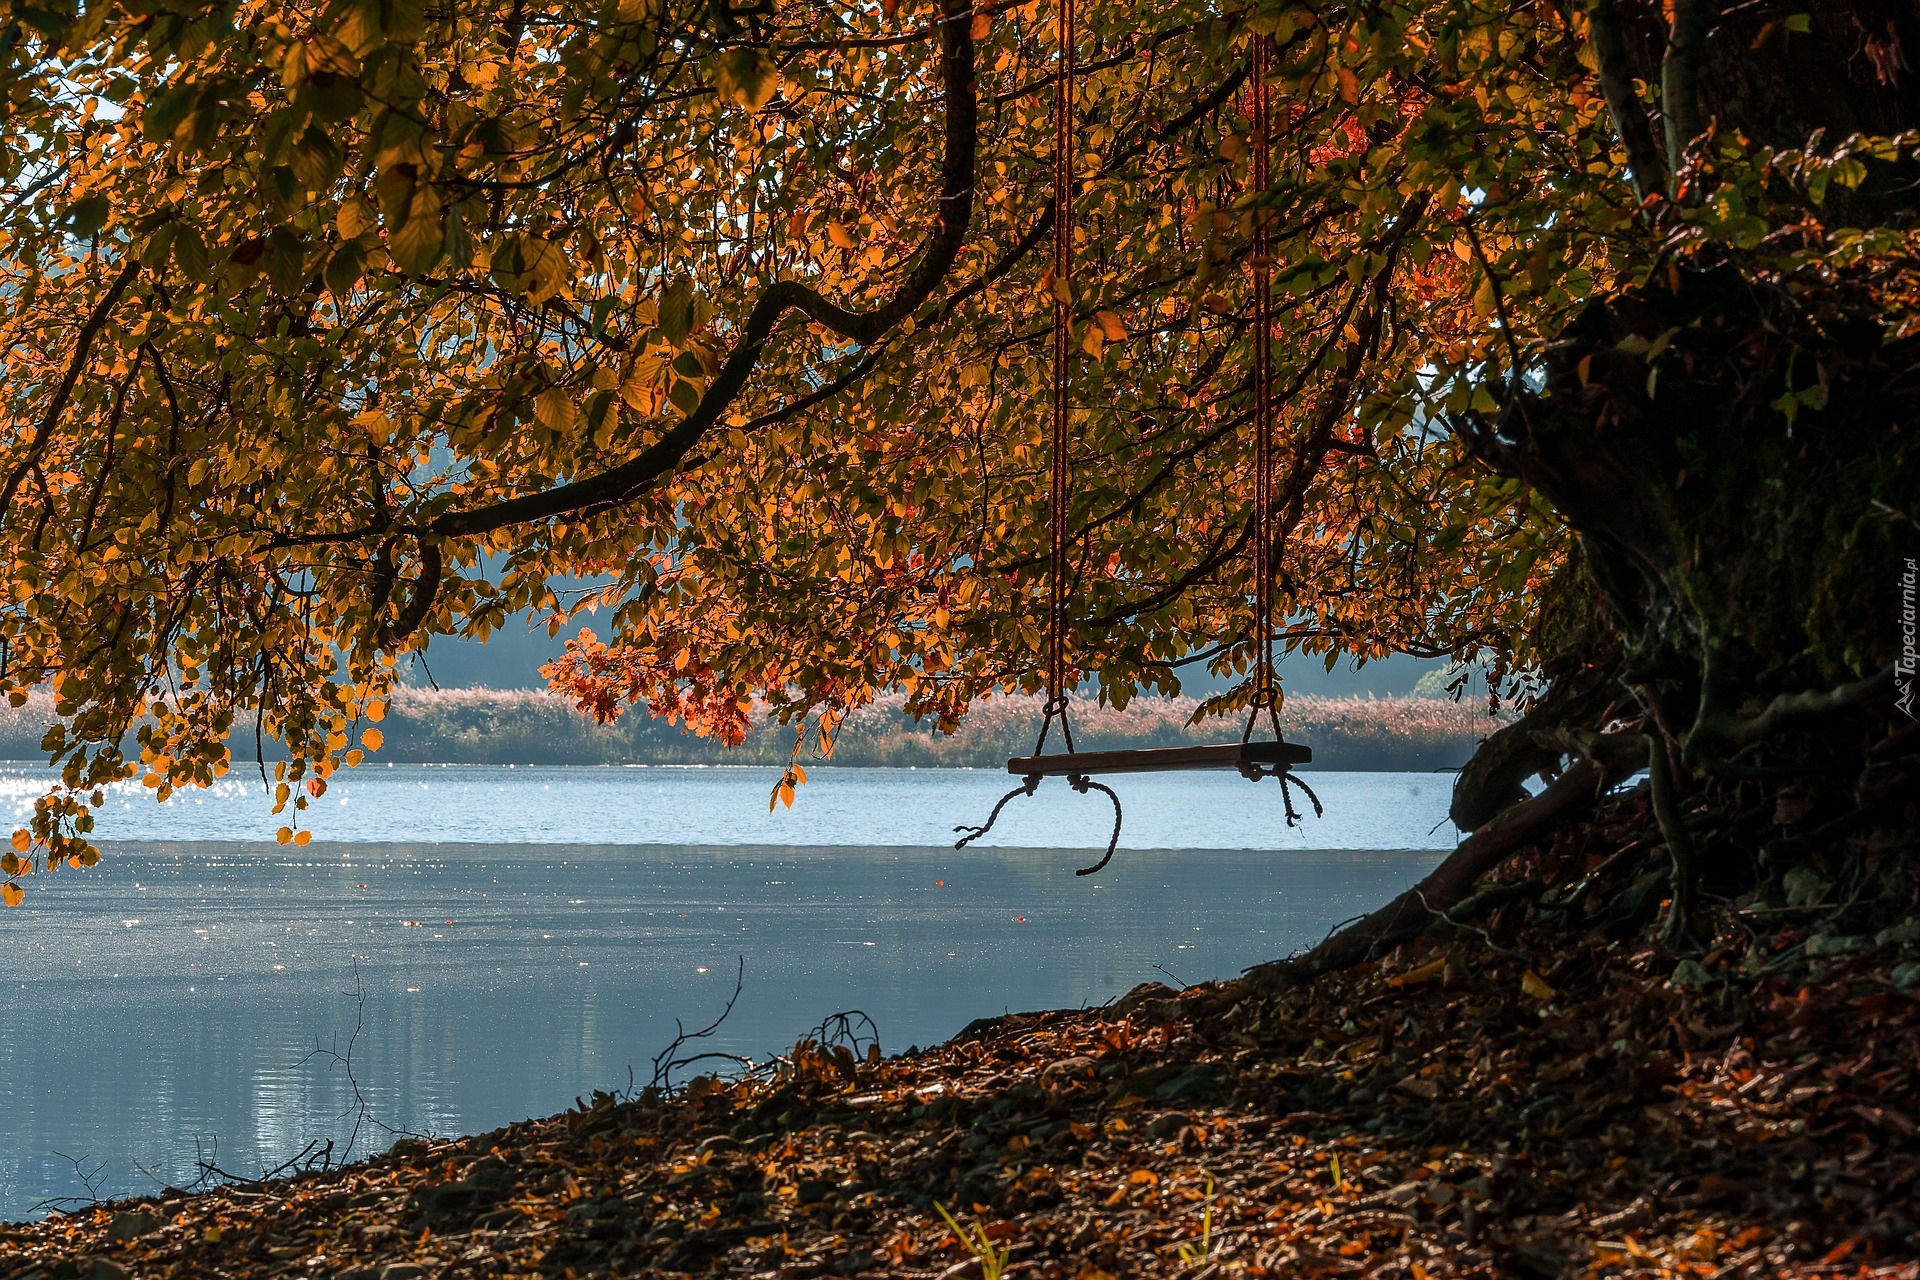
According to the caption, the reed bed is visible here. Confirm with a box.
[0,688,1508,772]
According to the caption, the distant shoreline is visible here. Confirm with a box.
[0,687,1510,774]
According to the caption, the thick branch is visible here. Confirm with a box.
[1692,664,1896,750]
[428,0,977,541]
[1247,757,1621,987]
[1660,0,1711,191]
[2,257,141,523]
[1585,0,1666,201]
[377,541,443,650]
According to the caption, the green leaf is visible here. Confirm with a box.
[290,128,345,191]
[143,83,196,142]
[659,277,696,344]
[139,223,177,268]
[324,241,365,299]
[264,228,308,294]
[375,161,419,224]
[172,225,210,280]
[388,195,444,275]
[64,196,111,237]
[521,236,566,305]
[708,47,779,111]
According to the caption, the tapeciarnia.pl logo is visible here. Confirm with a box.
[1901,557,1917,719]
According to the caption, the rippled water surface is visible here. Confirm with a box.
[0,767,1455,1220]
[0,762,1457,850]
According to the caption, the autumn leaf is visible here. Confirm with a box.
[490,234,568,305]
[535,387,578,432]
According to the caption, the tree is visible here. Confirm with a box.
[1,0,1913,922]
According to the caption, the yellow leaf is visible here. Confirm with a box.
[1093,309,1127,341]
[366,700,388,722]
[1081,325,1105,358]
[338,197,378,240]
[2,882,21,907]
[10,829,28,852]
[1388,956,1447,987]
[363,727,384,751]
[826,221,856,249]
[535,387,578,432]
[1128,1169,1159,1185]
[1521,970,1556,1000]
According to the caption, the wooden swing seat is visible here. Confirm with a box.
[1007,740,1312,777]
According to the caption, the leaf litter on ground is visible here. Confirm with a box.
[5,899,1920,1279]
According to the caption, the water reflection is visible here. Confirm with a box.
[1,778,1454,1220]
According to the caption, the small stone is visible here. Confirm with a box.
[1670,959,1714,988]
[104,1211,161,1243]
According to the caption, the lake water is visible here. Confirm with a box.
[0,766,1454,1221]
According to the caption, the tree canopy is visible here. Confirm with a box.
[3,0,1916,895]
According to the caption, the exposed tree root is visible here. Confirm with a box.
[1248,757,1630,988]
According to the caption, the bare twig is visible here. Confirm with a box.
[650,956,757,1091]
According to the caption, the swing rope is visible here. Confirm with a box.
[1235,35,1321,828]
[957,31,1321,864]
[955,0,1123,876]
